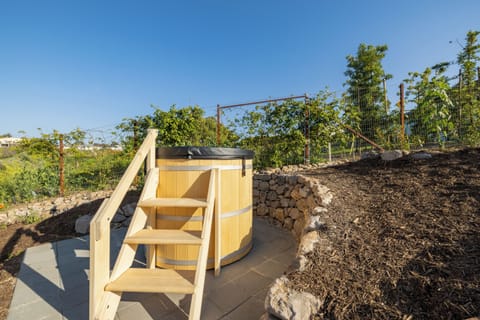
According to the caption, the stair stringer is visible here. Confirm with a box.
[92,168,158,320]
[189,168,217,320]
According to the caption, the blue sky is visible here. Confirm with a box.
[1,0,479,139]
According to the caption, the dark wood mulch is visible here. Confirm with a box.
[289,148,480,319]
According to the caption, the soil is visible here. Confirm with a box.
[1,149,479,320]
[290,148,480,319]
[0,191,140,320]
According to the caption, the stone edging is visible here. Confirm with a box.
[0,190,113,225]
[253,170,334,319]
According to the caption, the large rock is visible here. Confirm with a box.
[295,198,309,213]
[319,191,333,206]
[273,208,285,223]
[306,195,318,208]
[256,204,269,216]
[286,175,298,185]
[269,201,280,209]
[267,191,278,201]
[311,183,330,197]
[293,218,304,239]
[288,208,301,220]
[283,217,293,230]
[312,206,328,215]
[297,175,310,185]
[304,215,326,233]
[381,150,403,161]
[121,216,132,227]
[112,211,127,223]
[361,151,380,160]
[410,151,432,160]
[265,276,322,320]
[275,185,285,195]
[290,186,302,201]
[121,202,137,217]
[310,184,332,206]
[298,186,309,198]
[256,174,271,181]
[280,198,290,208]
[75,214,93,234]
[299,231,321,254]
[259,192,267,203]
[259,181,270,191]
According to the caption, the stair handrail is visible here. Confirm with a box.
[90,128,158,241]
[89,128,157,320]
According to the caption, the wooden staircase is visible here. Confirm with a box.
[89,129,217,320]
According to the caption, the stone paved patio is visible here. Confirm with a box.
[7,218,296,320]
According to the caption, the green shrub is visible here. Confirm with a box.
[20,212,42,225]
[66,150,130,191]
[0,147,131,205]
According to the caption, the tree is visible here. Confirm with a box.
[344,44,392,140]
[232,91,345,168]
[308,91,347,159]
[456,30,480,144]
[405,65,454,147]
[458,31,480,87]
[117,105,238,151]
[235,99,306,167]
[18,128,87,160]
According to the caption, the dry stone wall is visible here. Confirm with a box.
[253,169,333,240]
[0,190,112,225]
[253,166,335,320]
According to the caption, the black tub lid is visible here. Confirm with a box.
[156,146,254,159]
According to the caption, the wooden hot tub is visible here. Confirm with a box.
[154,147,254,270]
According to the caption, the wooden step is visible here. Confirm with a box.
[138,198,208,208]
[124,229,202,245]
[105,268,195,294]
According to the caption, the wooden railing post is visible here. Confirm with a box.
[214,168,222,276]
[145,128,157,268]
[146,129,156,171]
[89,200,108,320]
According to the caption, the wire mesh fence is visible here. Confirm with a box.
[221,79,480,167]
[2,77,478,205]
[0,131,130,206]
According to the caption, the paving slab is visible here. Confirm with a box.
[7,218,296,320]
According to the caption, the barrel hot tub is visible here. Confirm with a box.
[155,147,254,270]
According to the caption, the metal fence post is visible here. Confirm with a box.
[59,134,65,197]
[399,83,405,144]
[304,94,310,164]
[216,105,221,146]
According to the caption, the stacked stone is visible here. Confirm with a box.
[253,172,332,240]
[0,190,112,225]
[254,170,334,320]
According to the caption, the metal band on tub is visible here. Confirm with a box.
[157,164,252,171]
[156,240,253,266]
[156,205,252,222]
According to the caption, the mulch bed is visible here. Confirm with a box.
[289,148,480,319]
